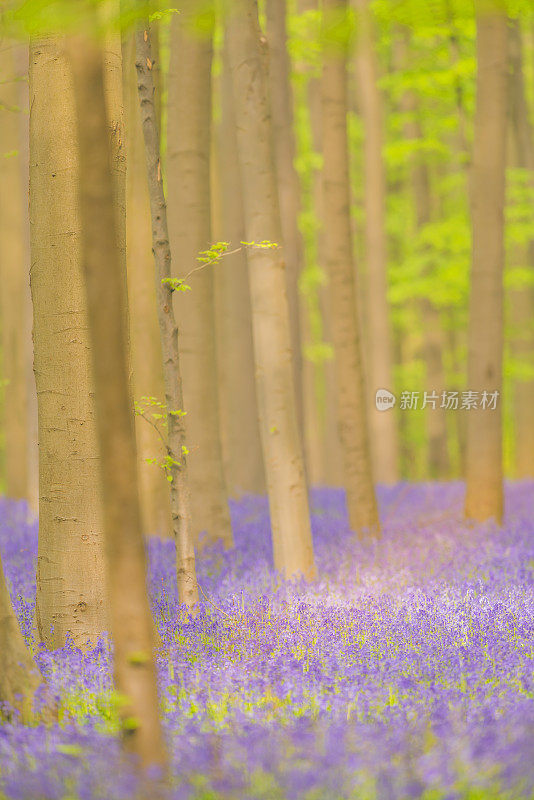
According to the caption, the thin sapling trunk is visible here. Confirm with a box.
[135,22,199,608]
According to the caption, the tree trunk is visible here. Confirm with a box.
[213,31,265,497]
[123,35,172,536]
[13,44,40,515]
[298,0,344,487]
[68,28,167,772]
[411,153,450,479]
[300,309,325,486]
[422,300,450,478]
[265,0,306,449]
[227,0,316,579]
[354,0,399,485]
[464,2,508,522]
[29,37,107,649]
[167,0,233,548]
[508,19,534,479]
[321,0,379,534]
[0,550,42,720]
[135,23,199,608]
[150,21,163,132]
[397,38,451,480]
[0,42,29,502]
[294,0,325,487]
[446,11,471,476]
[318,291,345,486]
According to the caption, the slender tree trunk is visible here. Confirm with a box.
[150,21,163,131]
[265,0,306,448]
[102,28,126,275]
[135,24,199,608]
[123,35,172,535]
[396,37,451,480]
[321,0,379,534]
[29,38,107,649]
[227,0,316,579]
[298,0,344,487]
[509,19,534,478]
[167,0,233,548]
[0,550,42,720]
[465,2,508,522]
[0,42,29,502]
[213,32,265,497]
[354,0,399,485]
[17,72,39,515]
[68,29,167,772]
[300,310,325,486]
[446,9,471,475]
[13,44,40,515]
[422,300,450,478]
[409,144,450,479]
[446,308,466,477]
[294,0,326,487]
[319,296,345,485]
[392,32,451,479]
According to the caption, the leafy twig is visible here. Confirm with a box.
[162,240,279,293]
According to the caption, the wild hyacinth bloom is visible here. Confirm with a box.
[0,483,533,799]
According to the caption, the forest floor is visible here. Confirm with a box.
[0,483,533,800]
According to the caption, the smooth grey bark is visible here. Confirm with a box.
[227,0,317,579]
[213,31,265,497]
[30,36,108,649]
[167,0,233,549]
